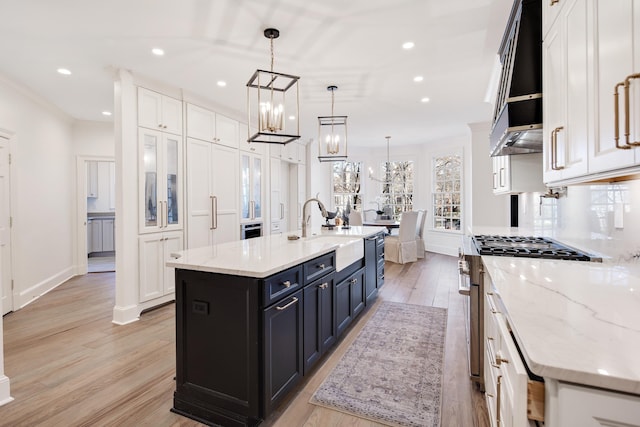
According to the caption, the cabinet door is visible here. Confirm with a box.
[211,144,239,244]
[364,236,378,306]
[102,219,115,252]
[335,276,352,337]
[215,114,239,149]
[87,161,98,198]
[163,231,183,294]
[282,142,297,163]
[138,234,164,302]
[164,133,182,230]
[590,0,639,172]
[91,220,103,253]
[270,157,283,232]
[303,282,322,374]
[186,103,216,142]
[238,122,266,155]
[186,138,213,249]
[138,88,163,131]
[543,0,590,183]
[350,268,365,318]
[161,95,183,135]
[263,290,303,415]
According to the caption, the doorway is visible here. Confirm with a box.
[76,156,116,274]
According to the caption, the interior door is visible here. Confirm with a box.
[0,135,13,314]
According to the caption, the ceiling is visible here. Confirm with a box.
[0,0,513,148]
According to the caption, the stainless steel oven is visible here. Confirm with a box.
[240,222,262,240]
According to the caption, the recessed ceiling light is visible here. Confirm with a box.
[57,68,72,75]
[421,97,430,103]
[151,48,165,56]
[413,76,424,82]
[402,41,415,50]
[217,81,227,87]
[102,111,112,116]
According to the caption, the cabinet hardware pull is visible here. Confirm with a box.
[276,296,298,311]
[318,263,325,269]
[164,201,168,228]
[250,200,255,219]
[280,203,284,220]
[319,283,328,289]
[350,278,358,284]
[492,172,497,190]
[550,126,565,170]
[499,167,505,188]
[614,81,631,149]
[496,355,509,365]
[496,375,503,426]
[213,196,218,229]
[282,280,291,288]
[623,73,640,146]
[550,0,559,5]
[209,196,214,230]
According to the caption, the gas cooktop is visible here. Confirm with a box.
[472,235,600,261]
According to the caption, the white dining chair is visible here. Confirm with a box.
[415,209,427,258]
[348,211,363,226]
[384,211,419,264]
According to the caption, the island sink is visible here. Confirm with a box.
[302,234,364,272]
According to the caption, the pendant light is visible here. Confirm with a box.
[368,136,393,185]
[317,85,348,162]
[246,28,300,144]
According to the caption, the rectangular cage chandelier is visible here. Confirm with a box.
[317,85,348,162]
[246,28,300,145]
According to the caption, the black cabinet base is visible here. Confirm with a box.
[172,394,262,427]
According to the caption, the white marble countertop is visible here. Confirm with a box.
[473,226,640,395]
[166,226,386,278]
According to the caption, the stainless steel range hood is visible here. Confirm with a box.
[489,0,542,157]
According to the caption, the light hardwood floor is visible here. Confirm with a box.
[2,253,489,427]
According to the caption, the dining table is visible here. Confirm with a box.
[363,219,400,234]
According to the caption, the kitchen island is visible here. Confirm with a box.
[471,227,640,426]
[166,226,386,426]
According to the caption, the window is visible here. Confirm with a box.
[332,161,362,216]
[377,161,414,220]
[432,154,461,231]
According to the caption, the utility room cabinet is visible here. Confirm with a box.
[87,161,99,198]
[137,87,182,135]
[492,153,545,195]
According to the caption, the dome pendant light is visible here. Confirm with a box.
[246,28,300,144]
[317,85,348,162]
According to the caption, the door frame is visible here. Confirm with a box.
[0,129,14,315]
[75,155,115,275]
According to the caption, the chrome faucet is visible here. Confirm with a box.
[302,198,327,238]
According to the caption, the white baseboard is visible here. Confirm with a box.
[0,375,13,406]
[16,267,75,309]
[425,244,457,257]
[112,304,140,325]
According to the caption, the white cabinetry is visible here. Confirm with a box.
[87,161,98,198]
[239,123,266,155]
[543,0,640,185]
[138,231,183,302]
[493,153,545,194]
[270,157,285,234]
[240,152,264,223]
[186,137,239,248]
[545,380,640,427]
[484,291,544,427]
[137,87,182,135]
[139,128,183,233]
[87,218,115,254]
[186,103,239,149]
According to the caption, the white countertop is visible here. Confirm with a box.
[475,226,640,395]
[166,226,386,278]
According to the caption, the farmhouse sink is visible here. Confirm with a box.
[302,235,364,272]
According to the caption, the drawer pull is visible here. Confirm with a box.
[282,280,291,288]
[350,278,358,284]
[319,283,328,289]
[496,355,509,365]
[496,375,503,426]
[318,263,325,269]
[276,296,298,311]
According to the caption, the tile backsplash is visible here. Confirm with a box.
[517,179,640,260]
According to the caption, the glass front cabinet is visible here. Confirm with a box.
[139,128,183,233]
[240,152,263,222]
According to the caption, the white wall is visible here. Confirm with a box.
[72,120,114,157]
[0,75,76,309]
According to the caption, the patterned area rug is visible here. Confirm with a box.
[310,301,447,427]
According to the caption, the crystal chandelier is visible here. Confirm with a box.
[246,28,300,144]
[368,136,393,184]
[318,85,348,162]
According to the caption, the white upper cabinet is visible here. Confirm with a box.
[238,122,266,155]
[240,152,264,223]
[542,0,589,184]
[137,87,182,135]
[543,0,640,185]
[186,103,239,149]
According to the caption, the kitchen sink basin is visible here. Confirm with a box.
[302,235,364,272]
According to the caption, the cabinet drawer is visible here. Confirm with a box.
[303,252,335,284]
[263,266,303,307]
